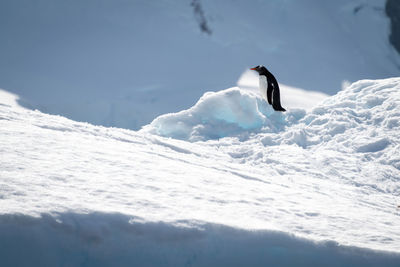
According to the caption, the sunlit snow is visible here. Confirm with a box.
[1,78,400,266]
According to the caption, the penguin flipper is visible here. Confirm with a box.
[267,82,273,105]
[272,83,286,112]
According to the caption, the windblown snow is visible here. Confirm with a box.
[1,78,400,266]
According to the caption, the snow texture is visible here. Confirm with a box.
[1,213,399,267]
[142,87,279,141]
[1,78,400,266]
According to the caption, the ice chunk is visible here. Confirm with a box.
[142,87,304,141]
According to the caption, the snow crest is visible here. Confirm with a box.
[142,87,305,141]
[281,78,400,151]
[143,78,400,158]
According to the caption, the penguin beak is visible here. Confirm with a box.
[250,67,257,70]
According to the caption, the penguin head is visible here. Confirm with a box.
[250,65,267,74]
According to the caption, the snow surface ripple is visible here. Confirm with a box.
[0,78,400,261]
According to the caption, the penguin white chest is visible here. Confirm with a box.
[259,75,268,101]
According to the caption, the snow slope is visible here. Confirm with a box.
[1,78,400,266]
[0,0,398,130]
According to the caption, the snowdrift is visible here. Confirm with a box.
[1,213,399,267]
[143,77,400,151]
[1,78,400,266]
[142,88,306,141]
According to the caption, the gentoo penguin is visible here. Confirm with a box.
[250,65,286,111]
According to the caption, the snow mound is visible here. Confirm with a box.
[142,87,306,141]
[1,78,400,264]
[143,78,400,160]
[212,78,400,195]
[0,89,23,109]
[273,78,400,150]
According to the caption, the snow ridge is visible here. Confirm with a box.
[142,87,306,141]
[1,213,399,267]
[1,78,400,265]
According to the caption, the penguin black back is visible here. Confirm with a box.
[250,65,286,112]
